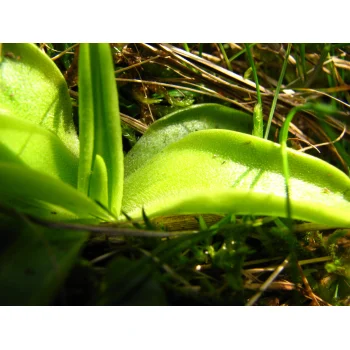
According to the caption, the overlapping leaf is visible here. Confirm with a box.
[0,112,78,185]
[0,43,79,156]
[78,44,123,215]
[125,103,253,177]
[0,44,118,305]
[123,129,350,227]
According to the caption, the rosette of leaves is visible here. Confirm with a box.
[1,43,349,305]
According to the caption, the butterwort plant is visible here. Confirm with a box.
[1,43,350,226]
[0,43,350,304]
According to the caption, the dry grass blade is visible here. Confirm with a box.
[50,43,79,61]
[120,44,335,147]
[114,55,161,74]
[157,44,267,99]
[331,57,350,71]
[115,78,244,107]
[299,123,346,152]
[244,256,333,275]
[293,223,345,233]
[246,255,291,306]
[304,117,349,173]
[159,45,347,146]
[158,43,267,92]
[120,112,148,134]
[245,280,296,291]
[295,88,350,110]
[296,262,320,305]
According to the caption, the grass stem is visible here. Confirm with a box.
[264,44,292,140]
[245,43,262,106]
[218,43,233,71]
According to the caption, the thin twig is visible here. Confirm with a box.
[50,43,79,61]
[114,55,161,74]
[28,215,198,238]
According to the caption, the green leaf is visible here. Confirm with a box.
[0,43,79,157]
[122,129,350,227]
[0,162,114,222]
[0,112,78,186]
[89,154,109,208]
[78,44,123,216]
[77,44,94,195]
[0,212,89,305]
[124,103,253,177]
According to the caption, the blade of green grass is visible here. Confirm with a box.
[245,43,262,105]
[198,44,203,58]
[264,43,292,140]
[304,43,331,88]
[183,43,190,52]
[218,43,233,71]
[325,49,339,108]
[229,44,257,62]
[298,44,306,83]
[245,43,263,137]
[279,102,342,226]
